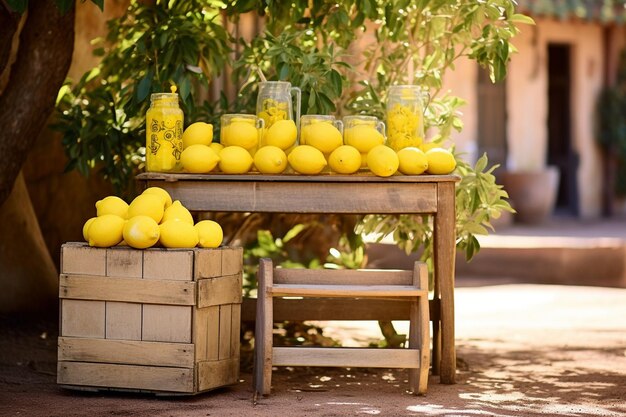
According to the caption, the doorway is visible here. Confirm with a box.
[547,44,579,215]
[477,67,507,175]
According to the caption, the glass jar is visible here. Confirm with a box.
[299,115,343,146]
[256,81,301,129]
[220,114,265,153]
[146,87,184,172]
[386,85,426,151]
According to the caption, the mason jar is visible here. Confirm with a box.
[146,87,184,172]
[386,85,426,151]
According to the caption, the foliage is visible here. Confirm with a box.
[55,0,525,262]
[5,0,103,14]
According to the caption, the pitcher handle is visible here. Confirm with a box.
[291,86,301,132]
[376,120,386,138]
[333,119,344,136]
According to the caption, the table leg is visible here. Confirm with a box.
[434,182,456,384]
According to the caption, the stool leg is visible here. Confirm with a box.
[255,259,274,396]
[408,297,419,394]
[417,262,430,394]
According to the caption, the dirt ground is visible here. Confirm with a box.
[1,282,625,417]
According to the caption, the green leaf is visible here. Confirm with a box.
[136,69,153,102]
[283,224,306,243]
[6,0,27,14]
[509,13,535,25]
[179,76,192,102]
[329,69,342,97]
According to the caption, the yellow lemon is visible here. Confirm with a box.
[344,125,385,153]
[426,148,457,174]
[181,144,221,174]
[419,141,439,153]
[219,146,254,174]
[88,214,125,247]
[287,145,327,175]
[253,146,288,174]
[209,142,224,154]
[95,196,128,219]
[221,121,259,150]
[82,217,97,242]
[123,215,160,249]
[182,122,213,148]
[162,200,194,225]
[328,145,361,174]
[367,145,399,177]
[302,123,343,153]
[360,153,368,168]
[397,147,429,175]
[195,220,223,248]
[159,220,199,248]
[127,194,164,223]
[265,119,297,150]
[142,186,172,209]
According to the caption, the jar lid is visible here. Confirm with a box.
[150,85,179,101]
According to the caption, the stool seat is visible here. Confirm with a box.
[254,259,430,396]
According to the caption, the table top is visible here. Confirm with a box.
[137,172,460,184]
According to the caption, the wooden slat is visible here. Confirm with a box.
[197,274,242,308]
[194,249,222,279]
[230,304,241,361]
[274,268,413,286]
[273,347,420,368]
[270,284,427,298]
[142,305,192,343]
[218,304,232,360]
[61,300,105,338]
[241,298,439,322]
[105,302,141,340]
[106,248,142,278]
[197,357,240,391]
[57,362,194,393]
[434,181,456,384]
[194,308,209,361]
[143,250,193,281]
[138,172,460,183]
[59,274,195,305]
[255,258,273,396]
[222,247,243,275]
[58,337,194,367]
[144,181,437,214]
[206,306,220,360]
[60,244,106,275]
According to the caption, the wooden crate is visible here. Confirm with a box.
[57,242,243,395]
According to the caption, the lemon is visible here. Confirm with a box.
[426,148,457,174]
[397,147,429,175]
[162,200,194,225]
[82,217,97,242]
[127,194,164,223]
[253,146,287,174]
[367,145,399,177]
[287,145,327,175]
[302,122,343,153]
[328,145,361,174]
[219,146,254,174]
[142,187,173,209]
[123,215,160,249]
[419,141,439,153]
[265,119,297,150]
[181,144,221,174]
[88,214,125,247]
[344,125,385,153]
[159,220,199,248]
[209,142,224,154]
[360,153,368,168]
[195,220,223,248]
[221,121,259,150]
[95,196,128,219]
[182,122,213,148]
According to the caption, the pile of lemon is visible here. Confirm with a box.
[177,119,456,177]
[83,186,223,249]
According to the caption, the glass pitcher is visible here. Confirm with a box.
[386,85,426,151]
[146,86,184,172]
[256,81,301,130]
[299,115,343,146]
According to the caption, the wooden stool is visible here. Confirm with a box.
[254,258,430,396]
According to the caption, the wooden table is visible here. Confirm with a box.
[137,172,459,384]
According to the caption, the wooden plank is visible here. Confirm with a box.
[230,304,241,361]
[194,308,209,361]
[59,274,195,305]
[222,247,243,275]
[274,268,413,286]
[106,248,142,278]
[197,274,242,308]
[270,284,428,298]
[61,244,106,275]
[61,300,105,338]
[138,172,460,183]
[255,258,273,396]
[218,304,232,360]
[142,305,192,343]
[143,250,193,281]
[205,306,220,361]
[58,337,194,367]
[241,298,440,322]
[144,181,438,214]
[273,347,420,368]
[197,357,240,391]
[194,249,222,279]
[417,262,430,394]
[434,181,456,384]
[105,302,142,340]
[57,362,194,393]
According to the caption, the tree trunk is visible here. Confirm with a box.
[0,1,75,206]
[0,172,58,312]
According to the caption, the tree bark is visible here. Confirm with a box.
[0,1,75,206]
